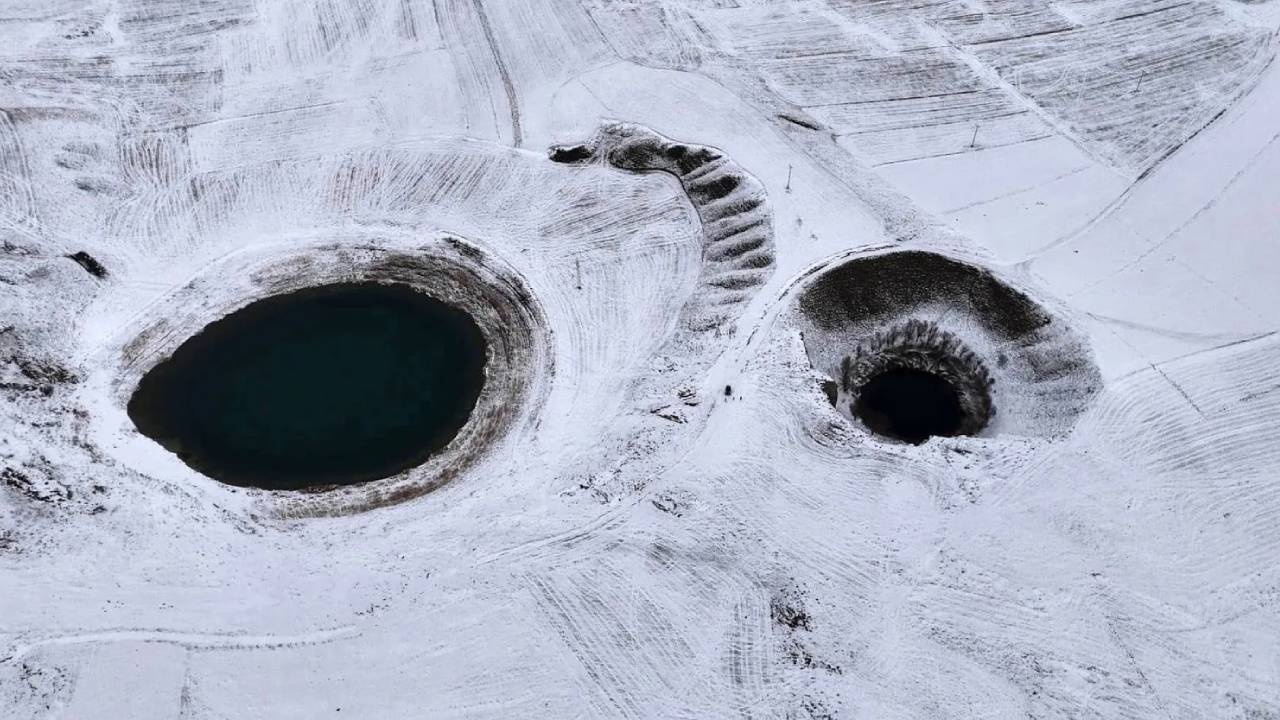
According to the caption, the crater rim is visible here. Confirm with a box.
[839,319,995,443]
[101,234,551,517]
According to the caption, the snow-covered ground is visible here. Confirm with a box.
[2,1,1279,717]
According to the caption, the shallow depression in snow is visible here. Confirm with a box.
[125,282,488,491]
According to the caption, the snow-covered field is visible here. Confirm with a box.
[2,0,1279,717]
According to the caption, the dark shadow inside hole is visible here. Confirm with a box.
[127,282,488,491]
[854,368,964,444]
[820,379,839,407]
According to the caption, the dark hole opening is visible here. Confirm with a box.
[67,250,108,278]
[127,282,488,491]
[548,143,593,164]
[853,368,964,444]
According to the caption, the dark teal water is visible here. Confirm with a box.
[128,282,488,490]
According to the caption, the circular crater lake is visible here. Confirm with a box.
[128,282,488,490]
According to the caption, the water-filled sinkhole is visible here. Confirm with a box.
[853,368,964,444]
[127,282,488,491]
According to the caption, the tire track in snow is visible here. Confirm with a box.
[0,625,360,664]
[469,0,522,147]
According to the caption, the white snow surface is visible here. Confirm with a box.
[2,0,1279,718]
